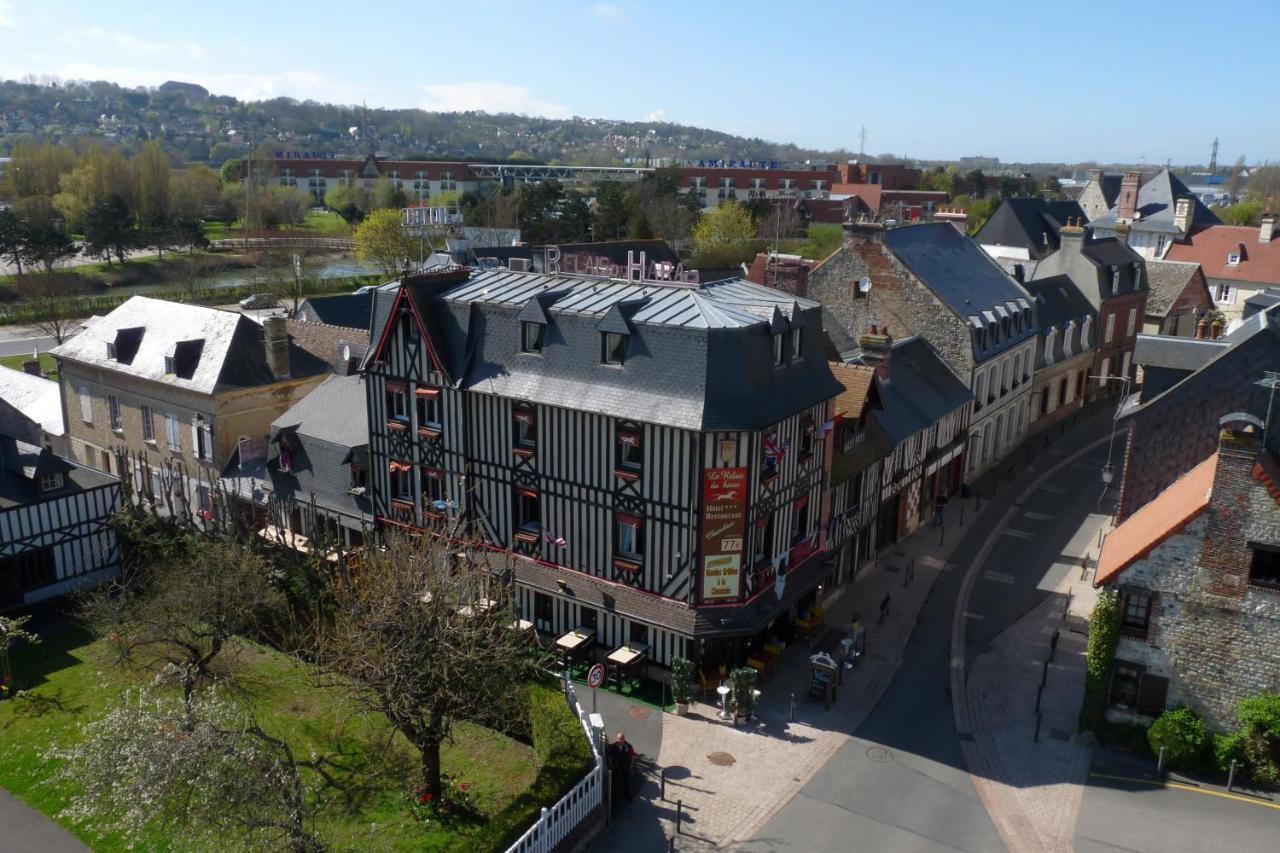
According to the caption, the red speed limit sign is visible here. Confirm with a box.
[587,664,606,689]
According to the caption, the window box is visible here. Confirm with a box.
[614,468,640,482]
[612,556,643,573]
[514,528,541,544]
[386,420,408,432]
[514,446,535,459]
[418,425,442,440]
[760,470,779,486]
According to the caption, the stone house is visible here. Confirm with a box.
[1023,275,1096,436]
[1030,220,1148,400]
[1095,415,1280,730]
[1142,260,1213,337]
[824,361,888,587]
[973,197,1087,266]
[51,297,349,513]
[1088,169,1220,260]
[808,222,1035,481]
[1076,169,1122,222]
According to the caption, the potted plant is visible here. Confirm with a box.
[730,666,758,724]
[670,657,695,716]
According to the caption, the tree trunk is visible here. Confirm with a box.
[419,737,443,800]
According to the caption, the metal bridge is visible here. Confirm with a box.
[466,163,654,183]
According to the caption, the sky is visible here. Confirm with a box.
[1,0,1278,165]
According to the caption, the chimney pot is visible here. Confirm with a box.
[1196,317,1209,339]
[1260,214,1276,244]
[263,316,291,381]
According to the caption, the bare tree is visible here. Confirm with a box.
[317,532,531,800]
[79,537,286,729]
[254,246,320,317]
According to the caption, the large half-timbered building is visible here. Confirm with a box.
[364,267,844,668]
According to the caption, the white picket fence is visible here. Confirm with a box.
[506,680,605,853]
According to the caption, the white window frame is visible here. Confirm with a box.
[1215,282,1236,304]
[1104,313,1116,343]
[1227,252,1241,266]
[1043,328,1056,365]
[40,473,63,491]
[108,395,122,431]
[521,321,544,354]
[771,333,784,366]
[790,327,803,360]
[164,413,182,450]
[617,518,640,558]
[1126,307,1137,337]
[141,404,155,442]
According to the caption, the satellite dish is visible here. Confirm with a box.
[858,276,872,294]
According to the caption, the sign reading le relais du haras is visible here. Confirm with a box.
[701,467,747,602]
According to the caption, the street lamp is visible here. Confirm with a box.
[1090,372,1133,489]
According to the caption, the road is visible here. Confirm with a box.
[744,413,1120,852]
[0,335,56,358]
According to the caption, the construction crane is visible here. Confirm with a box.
[1210,137,1219,173]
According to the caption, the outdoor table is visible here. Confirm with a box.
[716,684,732,720]
[554,628,595,671]
[606,643,648,689]
[510,618,534,633]
[456,598,495,618]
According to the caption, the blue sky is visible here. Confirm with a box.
[1,0,1277,164]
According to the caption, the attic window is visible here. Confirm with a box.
[521,321,544,354]
[602,332,627,366]
[40,473,64,491]
[1227,252,1241,266]
[771,333,784,366]
[167,339,204,380]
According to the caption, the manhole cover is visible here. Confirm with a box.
[628,706,651,720]
[708,751,736,766]
[866,746,895,763]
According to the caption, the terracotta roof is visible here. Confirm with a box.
[1166,225,1280,285]
[1094,453,1216,587]
[829,362,876,419]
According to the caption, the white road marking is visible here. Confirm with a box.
[1022,511,1054,522]
[1001,528,1035,539]
[1039,484,1068,495]
[981,570,1016,584]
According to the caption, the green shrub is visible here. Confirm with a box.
[1079,589,1121,732]
[1214,731,1248,774]
[1147,707,1208,769]
[670,657,695,706]
[1234,693,1280,784]
[1100,721,1152,756]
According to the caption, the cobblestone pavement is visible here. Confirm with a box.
[961,508,1109,853]
[594,498,978,852]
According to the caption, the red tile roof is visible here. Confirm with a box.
[1094,453,1216,587]
[1165,225,1280,285]
[829,362,877,420]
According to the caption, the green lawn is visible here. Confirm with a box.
[0,625,577,851]
[204,210,352,242]
[0,353,56,379]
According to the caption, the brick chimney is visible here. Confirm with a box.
[263,316,291,381]
[1117,171,1142,222]
[859,326,893,381]
[1059,216,1086,254]
[1261,213,1276,244]
[1200,413,1266,598]
[1173,197,1192,235]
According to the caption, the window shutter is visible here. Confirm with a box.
[1136,675,1169,717]
[191,417,201,459]
[78,386,93,423]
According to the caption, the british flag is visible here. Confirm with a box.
[763,434,786,464]
[543,530,567,548]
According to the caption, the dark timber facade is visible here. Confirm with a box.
[364,268,843,669]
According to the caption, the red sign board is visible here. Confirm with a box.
[587,664,606,689]
[701,467,747,601]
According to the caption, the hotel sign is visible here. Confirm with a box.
[701,467,747,601]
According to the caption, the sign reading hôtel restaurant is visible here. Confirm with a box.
[701,467,747,601]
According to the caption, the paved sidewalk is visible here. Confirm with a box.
[962,509,1109,853]
[594,496,980,851]
[0,790,88,852]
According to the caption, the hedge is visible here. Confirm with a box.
[1079,589,1121,732]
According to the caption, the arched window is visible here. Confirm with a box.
[975,371,988,410]
[1013,353,1023,388]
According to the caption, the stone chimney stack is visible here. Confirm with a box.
[1261,214,1276,244]
[859,326,893,381]
[1173,197,1193,234]
[1200,413,1265,598]
[1117,170,1142,221]
[1059,217,1087,253]
[263,316,291,381]
[1088,168,1104,185]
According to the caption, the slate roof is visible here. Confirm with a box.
[0,434,115,509]
[1165,225,1280,285]
[1243,288,1280,319]
[1095,453,1215,587]
[51,297,329,395]
[975,198,1087,259]
[1134,333,1227,371]
[868,337,972,446]
[272,373,369,450]
[1144,260,1207,317]
[882,222,1034,326]
[296,293,373,330]
[393,268,844,431]
[1091,169,1221,233]
[0,365,63,439]
[1025,274,1096,331]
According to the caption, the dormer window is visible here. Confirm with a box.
[521,321,544,354]
[790,327,804,361]
[40,473,63,491]
[1044,327,1057,365]
[106,342,117,360]
[1227,252,1241,266]
[602,332,627,366]
[1111,265,1120,290]
[771,333,784,366]
[163,355,175,375]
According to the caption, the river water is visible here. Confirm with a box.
[105,256,384,298]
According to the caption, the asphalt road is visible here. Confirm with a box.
[0,335,56,358]
[744,412,1120,852]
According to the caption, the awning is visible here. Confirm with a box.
[415,387,439,397]
[385,380,407,394]
[389,460,411,473]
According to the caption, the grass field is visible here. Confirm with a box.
[205,210,352,242]
[0,352,57,379]
[0,622,586,851]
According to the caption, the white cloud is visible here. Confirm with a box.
[589,3,626,23]
[644,109,666,122]
[420,82,569,118]
[62,27,205,59]
[0,1,14,27]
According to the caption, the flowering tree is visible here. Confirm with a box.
[53,684,322,852]
[0,614,40,697]
[318,532,532,801]
[79,538,285,728]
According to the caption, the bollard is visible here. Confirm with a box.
[661,766,668,802]
[959,505,965,527]
[790,691,796,722]
[939,523,945,547]
[1228,759,1237,791]
[1041,660,1049,687]
[1035,683,1043,714]
[676,799,684,835]
[1157,746,1166,772]
[1050,629,1060,662]
[1034,712,1042,743]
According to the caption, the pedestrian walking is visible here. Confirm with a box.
[850,614,866,663]
[878,593,891,624]
[607,731,638,803]
[933,493,947,528]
